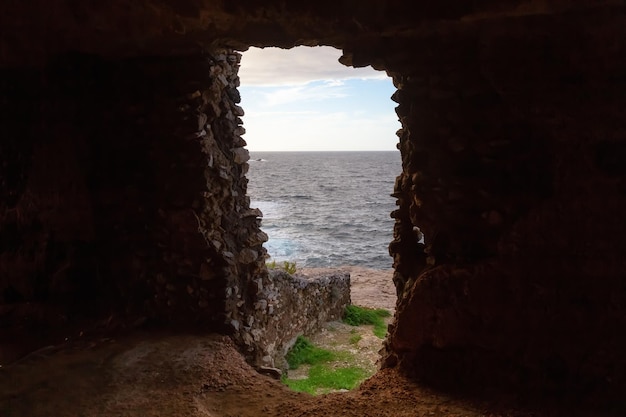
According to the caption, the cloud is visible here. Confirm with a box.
[246,110,318,117]
[235,47,398,151]
[243,108,399,152]
[238,46,387,86]
[259,80,349,107]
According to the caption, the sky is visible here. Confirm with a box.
[237,46,400,152]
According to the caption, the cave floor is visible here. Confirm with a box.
[0,331,615,417]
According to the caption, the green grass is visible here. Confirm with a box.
[283,336,371,395]
[282,364,368,395]
[266,260,297,274]
[342,305,391,339]
[285,336,335,369]
[349,334,362,345]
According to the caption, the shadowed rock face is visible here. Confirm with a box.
[1,0,625,408]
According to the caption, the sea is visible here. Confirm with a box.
[246,151,402,270]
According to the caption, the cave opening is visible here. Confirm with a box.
[239,45,401,270]
[1,1,625,413]
[236,46,403,392]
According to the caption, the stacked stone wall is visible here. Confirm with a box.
[234,269,351,368]
[0,46,350,369]
[0,48,269,340]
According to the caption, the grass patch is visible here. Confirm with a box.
[282,364,368,395]
[283,335,371,395]
[349,334,362,345]
[266,260,297,274]
[286,336,335,369]
[343,305,391,339]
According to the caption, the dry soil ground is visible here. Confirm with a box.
[0,267,618,417]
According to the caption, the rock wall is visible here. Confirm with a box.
[237,269,350,369]
[0,48,268,343]
[365,10,626,404]
[0,44,348,369]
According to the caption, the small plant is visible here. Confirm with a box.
[349,333,362,345]
[282,261,297,274]
[266,259,297,275]
[285,336,334,369]
[343,305,391,339]
[282,364,368,395]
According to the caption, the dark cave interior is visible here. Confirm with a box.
[1,0,625,412]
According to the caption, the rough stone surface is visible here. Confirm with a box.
[0,48,267,339]
[245,269,351,369]
[377,13,626,404]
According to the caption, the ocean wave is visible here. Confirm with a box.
[248,151,401,269]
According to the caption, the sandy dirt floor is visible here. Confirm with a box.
[0,268,618,417]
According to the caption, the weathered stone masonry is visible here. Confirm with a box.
[246,269,350,368]
[0,45,348,368]
[0,49,265,332]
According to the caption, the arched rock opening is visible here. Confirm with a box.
[1,0,625,408]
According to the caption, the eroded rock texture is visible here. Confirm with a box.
[0,49,259,331]
[1,0,625,408]
[253,269,350,369]
[379,12,626,403]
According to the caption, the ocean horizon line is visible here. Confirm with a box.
[248,149,399,153]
